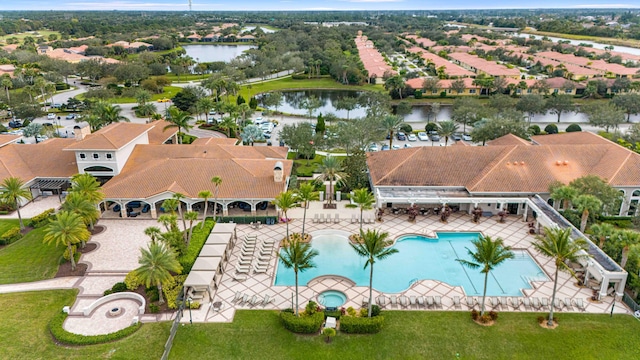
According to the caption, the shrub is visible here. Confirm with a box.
[280,311,324,334]
[124,271,143,291]
[149,304,159,313]
[471,309,479,321]
[371,304,381,317]
[488,311,499,321]
[103,282,128,296]
[324,309,342,320]
[305,301,318,315]
[359,307,368,317]
[0,227,21,245]
[566,124,582,132]
[27,208,55,228]
[291,74,307,80]
[178,219,215,272]
[147,287,160,302]
[528,125,541,135]
[63,245,77,261]
[346,306,357,317]
[480,314,492,324]
[414,90,422,99]
[189,301,201,309]
[399,124,413,133]
[163,275,186,310]
[537,315,546,324]
[49,312,141,345]
[215,216,277,225]
[340,315,385,334]
[544,124,559,135]
[425,122,438,133]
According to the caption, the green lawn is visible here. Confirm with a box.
[0,30,61,44]
[0,226,64,284]
[0,218,19,235]
[240,76,384,99]
[76,86,182,104]
[0,290,168,360]
[170,310,640,359]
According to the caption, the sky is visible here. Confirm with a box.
[0,0,638,11]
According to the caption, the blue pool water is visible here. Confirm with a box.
[274,231,548,296]
[317,290,347,307]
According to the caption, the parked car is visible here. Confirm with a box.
[8,120,22,128]
[381,144,390,151]
[209,109,216,115]
[404,143,412,148]
[452,133,462,141]
[52,103,62,109]
[396,132,406,141]
[254,117,263,125]
[47,113,55,120]
[261,122,274,134]
[207,117,216,124]
[157,98,170,103]
[430,134,440,141]
[369,143,379,152]
[417,132,429,141]
[262,132,271,139]
[65,114,76,120]
[407,133,417,142]
[462,133,472,141]
[35,135,48,142]
[392,144,401,150]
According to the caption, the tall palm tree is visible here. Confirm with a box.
[272,191,298,243]
[278,238,318,316]
[437,120,459,146]
[587,223,616,249]
[43,211,90,271]
[350,229,398,317]
[457,235,514,316]
[295,183,318,237]
[346,188,376,232]
[164,106,194,144]
[315,156,347,206]
[217,116,237,138]
[211,176,222,221]
[380,114,403,148]
[61,192,99,231]
[550,185,577,210]
[185,211,198,246]
[158,214,178,232]
[197,190,213,229]
[172,193,187,233]
[573,194,602,233]
[100,104,129,125]
[135,243,182,305]
[161,198,179,216]
[144,226,162,245]
[2,76,13,103]
[533,227,588,326]
[0,177,32,230]
[618,229,640,268]
[69,173,105,206]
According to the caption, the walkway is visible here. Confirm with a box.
[0,277,81,294]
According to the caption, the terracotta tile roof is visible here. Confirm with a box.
[65,123,153,151]
[355,35,395,78]
[191,137,238,146]
[488,134,531,146]
[101,145,291,199]
[0,139,78,183]
[0,135,22,147]
[449,52,521,77]
[406,47,474,77]
[368,133,640,193]
[146,121,177,145]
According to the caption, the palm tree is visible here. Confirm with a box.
[164,106,194,144]
[457,235,514,316]
[437,121,459,146]
[144,226,162,244]
[197,190,213,229]
[295,183,318,237]
[278,237,318,316]
[350,229,398,317]
[2,76,13,103]
[211,176,222,221]
[573,194,602,233]
[61,192,99,232]
[273,190,298,239]
[315,156,347,206]
[384,75,407,99]
[550,185,577,210]
[618,229,640,268]
[69,173,105,206]
[134,243,182,304]
[380,114,403,148]
[185,211,198,246]
[43,211,90,271]
[217,116,237,138]
[100,104,129,125]
[158,214,178,232]
[161,198,179,216]
[0,177,32,230]
[587,223,616,249]
[533,227,587,326]
[172,193,187,233]
[346,188,375,232]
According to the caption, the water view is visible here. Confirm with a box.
[182,44,257,63]
[514,33,640,56]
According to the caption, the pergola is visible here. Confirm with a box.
[29,179,70,201]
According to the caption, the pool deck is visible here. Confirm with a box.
[184,206,629,323]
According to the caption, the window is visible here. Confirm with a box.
[527,88,532,94]
[565,88,573,94]
[547,198,554,207]
[469,89,476,94]
[93,153,99,159]
[79,153,86,159]
[106,153,112,159]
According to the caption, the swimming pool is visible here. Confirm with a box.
[274,230,548,296]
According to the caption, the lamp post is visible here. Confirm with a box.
[187,297,193,324]
[56,116,61,137]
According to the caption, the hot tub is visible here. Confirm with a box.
[317,290,347,308]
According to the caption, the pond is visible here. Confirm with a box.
[514,33,640,56]
[263,90,639,124]
[242,26,275,34]
[182,44,256,63]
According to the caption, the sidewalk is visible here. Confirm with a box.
[0,277,81,294]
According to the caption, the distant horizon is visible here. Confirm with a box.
[1,1,639,12]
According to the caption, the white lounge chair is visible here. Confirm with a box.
[239,294,249,304]
[238,259,252,266]
[254,266,267,274]
[351,214,357,223]
[319,214,325,224]
[466,297,475,309]
[434,296,442,309]
[509,297,520,310]
[249,295,261,306]
[409,295,417,307]
[532,297,541,310]
[522,298,532,310]
[564,298,574,311]
[453,296,462,309]
[417,296,425,307]
[313,213,319,223]
[233,273,248,281]
[541,297,549,310]
[574,298,586,311]
[499,297,509,310]
[233,291,243,302]
[426,296,434,308]
[236,265,250,274]
[399,296,409,307]
[390,295,397,307]
[554,298,563,311]
[263,294,275,306]
[334,213,340,223]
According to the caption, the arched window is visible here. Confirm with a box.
[547,198,554,207]
[629,190,640,216]
[84,166,113,172]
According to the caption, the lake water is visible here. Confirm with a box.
[266,90,640,124]
[182,44,256,63]
[514,33,640,56]
[242,26,275,34]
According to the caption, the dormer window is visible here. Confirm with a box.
[106,153,112,159]
[79,153,86,159]
[93,153,99,159]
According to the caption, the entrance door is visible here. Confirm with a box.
[507,203,519,215]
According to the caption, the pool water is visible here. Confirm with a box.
[317,290,347,307]
[275,231,548,296]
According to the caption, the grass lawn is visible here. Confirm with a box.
[170,310,640,359]
[0,290,168,360]
[0,226,64,284]
[0,30,61,44]
[0,218,20,235]
[76,86,182,104]
[240,76,384,99]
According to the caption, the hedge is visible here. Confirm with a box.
[215,216,277,225]
[339,315,385,334]
[324,310,342,320]
[48,312,141,345]
[27,208,55,228]
[0,227,22,245]
[280,311,324,334]
[179,219,215,273]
